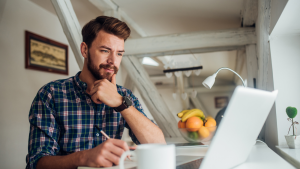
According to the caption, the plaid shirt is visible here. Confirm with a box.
[26,71,151,169]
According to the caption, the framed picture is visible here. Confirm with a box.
[215,96,229,108]
[25,31,68,75]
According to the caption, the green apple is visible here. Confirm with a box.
[188,132,199,140]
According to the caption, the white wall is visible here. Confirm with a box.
[270,35,300,146]
[198,92,233,118]
[269,0,288,34]
[267,0,300,148]
[0,0,81,168]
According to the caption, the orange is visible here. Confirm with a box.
[205,118,216,127]
[198,127,210,138]
[186,116,203,131]
[206,116,214,120]
[205,118,217,132]
[178,120,186,128]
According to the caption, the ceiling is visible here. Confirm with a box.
[113,0,243,36]
[30,0,246,86]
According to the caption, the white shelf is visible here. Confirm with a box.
[276,146,300,168]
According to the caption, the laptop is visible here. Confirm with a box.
[195,86,278,169]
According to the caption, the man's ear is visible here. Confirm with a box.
[80,42,88,59]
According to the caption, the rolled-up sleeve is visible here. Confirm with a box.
[26,85,60,169]
[123,89,157,145]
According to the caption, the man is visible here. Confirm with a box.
[26,16,166,169]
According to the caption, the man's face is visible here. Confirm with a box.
[86,30,125,81]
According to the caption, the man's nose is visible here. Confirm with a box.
[107,52,116,64]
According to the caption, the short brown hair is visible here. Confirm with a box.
[82,16,131,48]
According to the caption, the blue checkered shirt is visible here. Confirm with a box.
[26,71,151,169]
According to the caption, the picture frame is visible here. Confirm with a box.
[25,31,68,75]
[215,96,229,108]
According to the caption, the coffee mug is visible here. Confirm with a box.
[119,144,175,169]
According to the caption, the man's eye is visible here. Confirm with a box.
[101,50,109,53]
[118,53,123,56]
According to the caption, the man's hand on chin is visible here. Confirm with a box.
[90,74,123,107]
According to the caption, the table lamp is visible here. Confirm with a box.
[202,67,245,88]
[202,67,246,126]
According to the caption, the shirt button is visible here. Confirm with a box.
[96,133,99,137]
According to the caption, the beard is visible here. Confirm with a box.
[87,51,119,81]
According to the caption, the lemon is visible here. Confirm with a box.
[198,127,210,138]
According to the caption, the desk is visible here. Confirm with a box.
[276,146,300,168]
[232,142,294,169]
[79,140,294,169]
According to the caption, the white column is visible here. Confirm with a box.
[125,28,256,55]
[256,0,271,90]
[245,45,258,88]
[122,56,181,138]
[51,0,84,69]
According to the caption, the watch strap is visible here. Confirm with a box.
[113,96,130,112]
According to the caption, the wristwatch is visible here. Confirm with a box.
[113,96,132,112]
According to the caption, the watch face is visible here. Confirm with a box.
[124,96,132,106]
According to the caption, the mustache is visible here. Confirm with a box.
[99,64,118,74]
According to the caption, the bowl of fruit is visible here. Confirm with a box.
[177,109,217,143]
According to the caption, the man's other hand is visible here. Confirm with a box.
[83,139,129,167]
[90,74,122,107]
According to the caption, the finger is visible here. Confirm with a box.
[91,92,102,104]
[110,139,129,151]
[89,83,101,96]
[129,146,137,150]
[94,79,104,85]
[109,144,125,157]
[104,151,121,165]
[99,157,113,167]
[111,74,116,86]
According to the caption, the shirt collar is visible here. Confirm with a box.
[74,71,88,92]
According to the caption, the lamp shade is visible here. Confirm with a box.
[202,73,217,89]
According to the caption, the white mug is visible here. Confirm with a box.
[119,144,175,169]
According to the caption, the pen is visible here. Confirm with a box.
[94,125,132,161]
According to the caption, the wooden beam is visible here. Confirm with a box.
[123,76,135,91]
[122,56,181,137]
[256,0,271,90]
[184,74,209,115]
[104,10,121,20]
[89,0,147,37]
[242,0,258,87]
[120,11,147,37]
[177,75,188,110]
[245,45,258,88]
[0,0,7,23]
[185,85,236,93]
[149,76,174,85]
[189,95,209,117]
[89,0,118,11]
[234,48,246,85]
[51,0,84,69]
[242,0,258,27]
[127,46,243,58]
[124,28,256,55]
